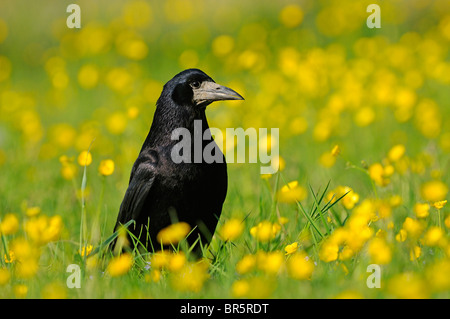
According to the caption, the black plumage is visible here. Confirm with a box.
[113,69,244,252]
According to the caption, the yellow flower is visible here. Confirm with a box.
[236,254,256,275]
[425,260,450,292]
[368,163,390,186]
[414,203,430,218]
[79,244,93,257]
[388,144,406,162]
[25,215,63,245]
[231,279,250,298]
[77,64,99,89]
[13,284,28,298]
[156,222,191,245]
[328,186,359,210]
[145,269,161,283]
[277,180,307,203]
[285,242,298,255]
[445,214,450,229]
[0,213,19,235]
[250,220,280,242]
[410,245,421,261]
[98,159,115,176]
[319,241,339,262]
[402,217,424,239]
[331,145,341,157]
[150,251,171,269]
[107,253,134,277]
[286,251,314,280]
[421,180,448,202]
[368,238,392,265]
[0,268,10,286]
[257,251,284,275]
[395,229,407,242]
[219,218,244,242]
[423,227,445,247]
[432,200,447,210]
[77,150,92,166]
[4,250,15,263]
[25,206,41,217]
[41,282,67,299]
[279,4,303,28]
[170,260,210,293]
[212,35,235,57]
[388,272,428,299]
[168,252,186,272]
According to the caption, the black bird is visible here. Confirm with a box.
[113,69,244,252]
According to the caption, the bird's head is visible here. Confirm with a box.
[165,69,244,109]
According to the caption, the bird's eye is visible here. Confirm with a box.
[190,81,200,89]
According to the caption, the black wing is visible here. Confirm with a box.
[114,150,158,230]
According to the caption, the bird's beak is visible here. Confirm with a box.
[193,81,244,106]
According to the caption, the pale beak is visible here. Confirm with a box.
[193,81,244,106]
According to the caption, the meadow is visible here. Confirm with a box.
[0,0,450,299]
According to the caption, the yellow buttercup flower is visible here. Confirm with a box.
[236,254,256,275]
[219,218,244,242]
[79,244,93,257]
[286,251,314,280]
[432,200,447,210]
[107,253,134,277]
[387,144,406,162]
[98,159,115,176]
[414,203,430,218]
[0,213,19,235]
[368,238,392,265]
[77,150,92,167]
[421,180,448,202]
[250,220,281,242]
[285,242,299,255]
[423,227,445,247]
[0,268,11,286]
[156,222,191,245]
[277,180,307,203]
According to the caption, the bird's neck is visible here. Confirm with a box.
[145,105,209,148]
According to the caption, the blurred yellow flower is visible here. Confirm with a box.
[77,64,99,89]
[77,150,92,167]
[286,251,314,280]
[168,252,186,272]
[25,206,41,217]
[212,35,234,57]
[421,180,448,202]
[277,180,307,203]
[423,227,445,247]
[106,112,128,135]
[414,203,430,219]
[410,245,421,261]
[236,254,256,275]
[328,186,359,210]
[279,5,304,28]
[0,268,10,286]
[25,215,63,245]
[13,284,28,298]
[285,242,298,255]
[107,253,134,277]
[425,260,450,293]
[256,251,284,275]
[0,213,19,235]
[445,214,450,229]
[395,229,407,242]
[150,251,171,269]
[369,163,390,186]
[123,0,152,28]
[331,145,341,157]
[170,260,210,293]
[231,279,250,298]
[156,222,191,245]
[319,241,339,262]
[250,220,280,242]
[388,272,428,299]
[41,282,67,299]
[388,144,406,162]
[334,290,364,299]
[402,217,424,239]
[368,238,392,265]
[98,159,115,176]
[219,218,244,241]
